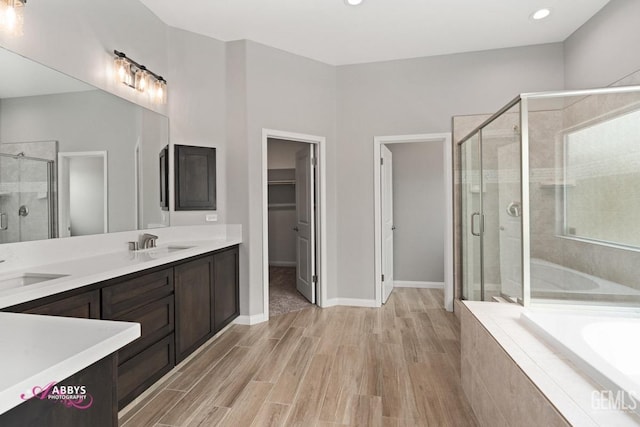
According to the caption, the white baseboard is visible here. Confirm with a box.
[234,313,268,325]
[322,298,378,308]
[269,261,296,267]
[394,281,444,289]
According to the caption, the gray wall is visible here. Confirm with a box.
[388,142,444,283]
[227,40,337,315]
[564,0,640,89]
[268,139,307,169]
[335,43,565,300]
[167,28,227,225]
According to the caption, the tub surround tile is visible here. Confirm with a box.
[462,301,640,426]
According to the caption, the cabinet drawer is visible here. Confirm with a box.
[102,268,173,318]
[112,295,174,364]
[117,333,175,409]
[24,290,100,319]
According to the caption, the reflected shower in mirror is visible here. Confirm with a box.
[0,46,169,243]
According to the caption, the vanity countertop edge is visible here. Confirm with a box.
[0,237,242,310]
[0,313,141,415]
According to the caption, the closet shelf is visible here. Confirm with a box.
[268,203,296,209]
[268,180,295,185]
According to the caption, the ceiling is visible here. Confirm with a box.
[140,0,610,65]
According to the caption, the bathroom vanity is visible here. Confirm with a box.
[0,225,242,424]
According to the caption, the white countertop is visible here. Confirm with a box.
[0,237,241,310]
[0,312,140,415]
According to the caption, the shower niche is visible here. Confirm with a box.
[457,84,640,307]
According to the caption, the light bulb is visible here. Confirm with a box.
[345,0,363,5]
[0,0,25,37]
[5,5,16,30]
[114,56,132,86]
[532,8,551,20]
[135,68,150,93]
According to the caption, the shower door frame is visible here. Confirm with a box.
[458,95,524,303]
[0,152,56,242]
[459,85,640,307]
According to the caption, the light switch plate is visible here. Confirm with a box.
[206,214,218,222]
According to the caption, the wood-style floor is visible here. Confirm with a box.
[119,288,478,426]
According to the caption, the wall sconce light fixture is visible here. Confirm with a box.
[0,0,26,37]
[113,50,167,104]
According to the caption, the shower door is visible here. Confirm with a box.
[460,104,523,302]
[0,154,54,243]
[461,133,483,300]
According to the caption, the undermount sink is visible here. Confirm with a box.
[0,273,69,291]
[143,245,194,258]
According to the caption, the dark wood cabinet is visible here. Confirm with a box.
[2,245,240,414]
[159,145,169,211]
[174,255,215,363]
[213,246,240,332]
[101,268,175,409]
[0,354,118,427]
[117,334,175,408]
[174,145,216,211]
[102,268,173,319]
[23,289,100,319]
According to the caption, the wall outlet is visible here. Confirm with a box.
[205,214,218,222]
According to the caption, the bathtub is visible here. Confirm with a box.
[530,258,640,298]
[522,310,640,415]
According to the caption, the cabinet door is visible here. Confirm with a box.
[213,246,239,332]
[174,255,214,363]
[24,289,100,319]
[174,145,216,210]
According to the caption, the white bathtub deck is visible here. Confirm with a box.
[464,301,640,426]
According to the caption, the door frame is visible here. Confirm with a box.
[57,151,108,237]
[261,129,327,319]
[373,133,454,311]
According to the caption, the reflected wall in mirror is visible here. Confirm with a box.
[0,46,169,243]
[563,108,640,249]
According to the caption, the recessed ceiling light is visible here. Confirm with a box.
[345,0,363,5]
[532,8,551,20]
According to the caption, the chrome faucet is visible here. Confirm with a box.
[141,233,158,249]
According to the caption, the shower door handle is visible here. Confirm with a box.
[471,212,481,237]
[0,213,7,231]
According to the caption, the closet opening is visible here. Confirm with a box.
[262,129,327,319]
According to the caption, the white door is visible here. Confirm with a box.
[58,152,107,237]
[295,145,315,303]
[381,145,394,303]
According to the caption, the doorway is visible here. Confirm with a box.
[58,151,108,237]
[262,129,327,319]
[373,133,454,311]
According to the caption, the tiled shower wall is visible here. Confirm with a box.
[452,70,640,302]
[0,141,57,243]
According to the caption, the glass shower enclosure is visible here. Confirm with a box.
[0,152,55,243]
[459,84,640,307]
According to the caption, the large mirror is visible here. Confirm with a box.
[0,46,169,244]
